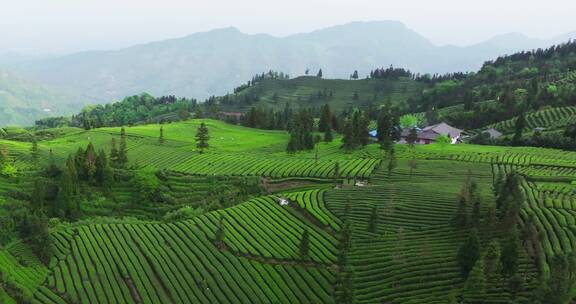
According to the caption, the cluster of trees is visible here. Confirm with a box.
[409,40,576,131]
[369,66,413,80]
[341,110,370,150]
[35,93,199,129]
[286,109,315,153]
[452,171,529,302]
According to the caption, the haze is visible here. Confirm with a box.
[1,0,575,53]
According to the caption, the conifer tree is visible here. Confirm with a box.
[512,112,526,145]
[333,162,340,184]
[110,138,119,167]
[318,104,332,132]
[324,127,333,142]
[377,103,394,151]
[58,156,80,219]
[118,127,128,166]
[313,135,322,164]
[463,261,486,302]
[94,149,108,185]
[317,69,323,78]
[387,146,397,177]
[215,215,226,249]
[500,227,519,277]
[84,142,97,180]
[31,178,46,210]
[452,195,468,228]
[195,122,210,153]
[31,137,39,162]
[367,206,378,233]
[458,228,480,278]
[483,240,501,282]
[299,229,310,259]
[159,126,165,144]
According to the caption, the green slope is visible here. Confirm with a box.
[221,76,423,112]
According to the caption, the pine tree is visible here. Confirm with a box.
[317,69,323,78]
[406,127,418,146]
[58,156,80,219]
[84,142,97,180]
[341,118,355,150]
[458,228,480,278]
[500,227,519,277]
[118,128,128,167]
[318,104,332,132]
[351,70,359,80]
[314,135,322,164]
[110,138,119,167]
[94,149,108,186]
[463,261,486,302]
[452,195,468,228]
[324,127,333,142]
[377,103,394,151]
[367,206,378,233]
[333,162,340,184]
[483,240,501,282]
[387,146,397,177]
[512,112,526,145]
[159,126,165,144]
[31,137,39,161]
[214,215,226,249]
[31,178,46,210]
[27,212,52,264]
[195,122,210,153]
[299,229,310,258]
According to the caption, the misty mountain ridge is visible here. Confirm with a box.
[1,20,575,126]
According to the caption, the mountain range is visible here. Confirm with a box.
[1,20,575,126]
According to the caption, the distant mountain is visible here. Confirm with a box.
[0,68,85,126]
[4,21,575,122]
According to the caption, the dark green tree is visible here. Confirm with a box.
[26,212,52,264]
[195,122,210,154]
[317,69,323,78]
[159,126,165,144]
[58,156,80,219]
[84,142,97,180]
[299,229,310,258]
[387,146,397,177]
[452,195,468,228]
[500,226,520,277]
[110,138,119,167]
[463,261,486,302]
[118,128,128,167]
[324,127,333,142]
[318,104,332,132]
[367,206,378,233]
[458,228,480,278]
[31,137,39,162]
[512,112,526,145]
[215,215,226,249]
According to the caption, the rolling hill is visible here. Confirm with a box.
[0,68,85,126]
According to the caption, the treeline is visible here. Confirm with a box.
[35,93,199,129]
[408,40,576,130]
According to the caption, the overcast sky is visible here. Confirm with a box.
[1,0,575,53]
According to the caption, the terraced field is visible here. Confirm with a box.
[326,160,539,303]
[486,106,576,134]
[36,221,335,304]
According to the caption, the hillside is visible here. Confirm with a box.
[1,119,576,302]
[0,69,84,126]
[219,75,424,113]
[9,21,572,104]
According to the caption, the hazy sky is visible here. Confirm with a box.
[1,0,575,53]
